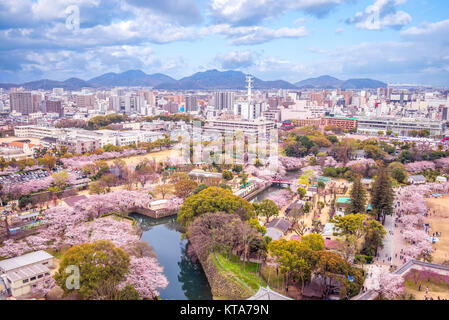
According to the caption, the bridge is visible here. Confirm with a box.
[271,179,295,185]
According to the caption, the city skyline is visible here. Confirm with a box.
[0,0,449,86]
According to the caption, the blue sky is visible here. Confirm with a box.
[0,0,448,85]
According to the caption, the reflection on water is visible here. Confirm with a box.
[249,170,300,203]
[130,214,212,300]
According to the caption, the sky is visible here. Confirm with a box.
[0,0,448,86]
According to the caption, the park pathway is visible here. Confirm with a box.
[376,214,395,266]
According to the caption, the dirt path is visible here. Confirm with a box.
[425,196,449,264]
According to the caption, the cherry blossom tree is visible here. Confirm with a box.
[346,158,376,168]
[119,256,168,299]
[278,156,305,171]
[267,189,294,209]
[406,161,436,174]
[365,265,405,300]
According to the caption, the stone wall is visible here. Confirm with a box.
[188,239,253,300]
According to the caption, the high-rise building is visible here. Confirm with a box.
[442,107,448,121]
[45,99,63,116]
[10,92,33,115]
[213,92,234,110]
[76,94,95,108]
[185,96,198,112]
[163,101,179,114]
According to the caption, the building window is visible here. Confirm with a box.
[30,276,36,281]
[23,279,29,284]
[38,274,43,279]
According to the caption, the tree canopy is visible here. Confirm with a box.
[54,240,130,299]
[177,187,255,227]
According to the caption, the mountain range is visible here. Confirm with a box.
[0,70,387,90]
[295,75,387,89]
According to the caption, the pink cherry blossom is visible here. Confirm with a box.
[119,256,168,299]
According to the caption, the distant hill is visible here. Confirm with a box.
[19,78,92,90]
[0,70,386,90]
[155,69,297,90]
[295,75,343,89]
[295,75,386,89]
[340,78,387,89]
[0,70,177,90]
[88,70,176,87]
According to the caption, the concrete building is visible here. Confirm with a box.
[76,94,95,108]
[203,118,275,139]
[45,99,63,116]
[321,117,357,131]
[0,250,54,298]
[14,125,63,139]
[10,92,34,115]
[185,96,198,112]
[214,92,234,110]
[357,117,445,137]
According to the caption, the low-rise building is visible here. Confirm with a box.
[408,175,427,185]
[0,250,54,298]
[357,117,445,137]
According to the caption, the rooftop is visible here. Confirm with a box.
[0,250,53,273]
[247,286,293,300]
[7,264,49,282]
[336,197,351,204]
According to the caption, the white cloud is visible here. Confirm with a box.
[347,0,411,30]
[201,24,307,45]
[215,50,254,69]
[401,19,449,44]
[207,0,350,26]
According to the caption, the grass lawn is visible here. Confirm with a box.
[212,252,265,293]
[403,268,449,300]
[426,196,449,263]
[404,281,449,300]
[259,264,285,292]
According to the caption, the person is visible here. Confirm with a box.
[419,284,421,291]
[426,287,429,295]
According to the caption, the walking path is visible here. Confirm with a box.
[377,214,395,266]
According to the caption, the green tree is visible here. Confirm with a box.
[347,175,367,214]
[54,240,130,299]
[239,172,248,185]
[388,162,407,183]
[177,187,255,227]
[331,213,366,240]
[40,153,56,170]
[363,219,387,255]
[89,181,105,195]
[116,285,141,300]
[297,187,307,199]
[154,183,171,199]
[174,179,198,199]
[268,239,313,294]
[52,171,69,191]
[222,170,233,181]
[249,217,267,235]
[193,184,210,194]
[303,202,311,214]
[301,234,325,251]
[371,166,394,223]
[253,199,279,224]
